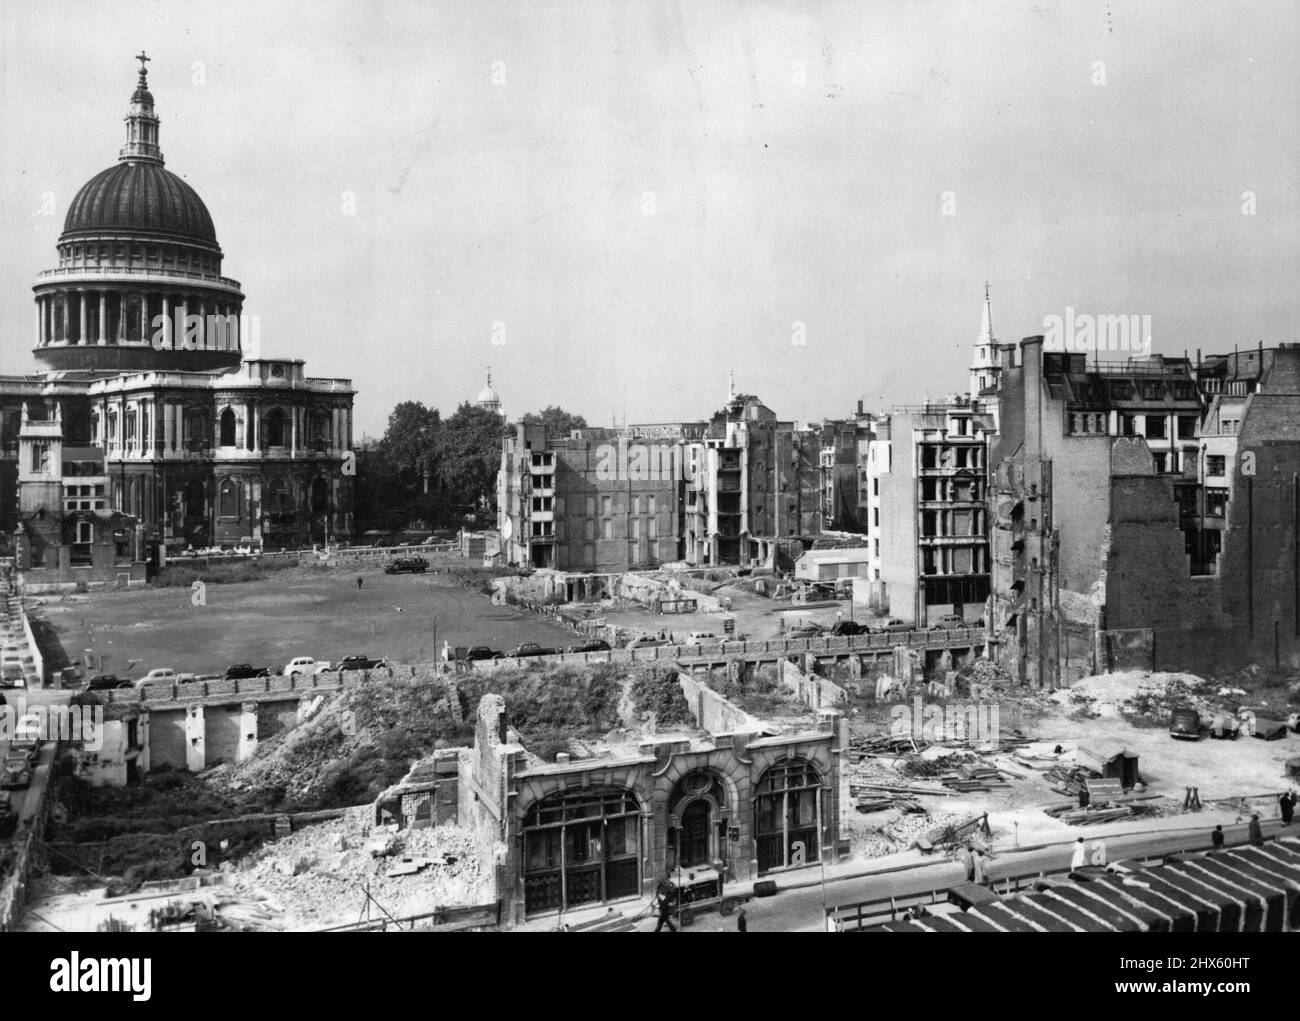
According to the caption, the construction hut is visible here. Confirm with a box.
[1076,743,1140,789]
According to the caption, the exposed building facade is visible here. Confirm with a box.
[498,388,824,574]
[989,337,1300,685]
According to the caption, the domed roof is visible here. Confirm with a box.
[477,384,500,404]
[62,162,218,247]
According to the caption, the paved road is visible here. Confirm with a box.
[635,817,1297,932]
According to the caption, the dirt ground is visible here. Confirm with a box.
[840,669,1300,863]
[566,576,874,643]
[33,559,577,678]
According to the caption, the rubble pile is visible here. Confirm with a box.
[1054,671,1215,723]
[220,813,488,929]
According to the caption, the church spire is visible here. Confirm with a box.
[120,51,164,164]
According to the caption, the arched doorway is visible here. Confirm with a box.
[667,769,730,873]
[754,757,822,874]
[522,787,641,915]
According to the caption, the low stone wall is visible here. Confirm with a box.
[676,673,764,734]
[779,658,847,710]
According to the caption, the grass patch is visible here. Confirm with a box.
[629,668,694,727]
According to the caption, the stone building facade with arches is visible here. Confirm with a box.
[460,691,844,925]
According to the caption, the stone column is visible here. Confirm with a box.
[78,290,88,345]
[161,295,171,350]
[140,294,148,344]
[34,298,41,347]
[237,702,258,763]
[185,704,206,772]
[98,291,107,344]
[117,292,126,343]
[290,403,297,457]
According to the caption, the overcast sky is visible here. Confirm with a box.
[2,0,1297,437]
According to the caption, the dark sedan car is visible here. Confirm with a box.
[86,674,133,690]
[570,640,611,653]
[385,557,429,574]
[337,655,388,672]
[224,664,272,680]
[827,621,865,637]
[465,646,503,662]
[506,643,555,658]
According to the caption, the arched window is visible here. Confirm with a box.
[219,408,236,447]
[184,480,206,518]
[218,477,241,519]
[754,757,822,874]
[311,476,329,514]
[523,788,641,915]
[267,408,286,448]
[268,479,291,518]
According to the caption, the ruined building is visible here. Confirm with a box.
[989,337,1300,684]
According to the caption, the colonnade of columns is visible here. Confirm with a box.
[34,290,242,349]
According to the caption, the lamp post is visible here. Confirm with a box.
[432,613,438,672]
[668,811,683,930]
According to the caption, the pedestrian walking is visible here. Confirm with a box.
[736,907,747,933]
[971,849,988,886]
[654,872,677,933]
[960,844,975,882]
[356,576,363,590]
[1280,791,1295,825]
[1070,837,1087,869]
[1211,824,1225,850]
[1249,813,1264,847]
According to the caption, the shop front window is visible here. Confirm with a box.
[523,788,641,915]
[754,758,822,874]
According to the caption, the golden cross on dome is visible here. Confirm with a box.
[135,51,151,75]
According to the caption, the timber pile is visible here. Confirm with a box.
[1046,763,1093,797]
[939,762,1013,793]
[1042,792,1162,826]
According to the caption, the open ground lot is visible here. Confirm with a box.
[32,561,577,678]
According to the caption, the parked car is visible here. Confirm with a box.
[1,754,33,790]
[827,621,865,637]
[0,665,23,689]
[626,635,673,650]
[385,557,429,574]
[785,623,825,640]
[928,614,969,630]
[1169,707,1203,740]
[0,791,15,837]
[684,632,718,645]
[224,664,272,680]
[283,657,331,678]
[135,668,177,687]
[569,640,611,653]
[10,737,40,766]
[505,643,554,658]
[86,674,131,691]
[1208,712,1241,739]
[465,646,504,661]
[337,654,388,672]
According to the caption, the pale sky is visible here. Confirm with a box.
[2,0,1297,437]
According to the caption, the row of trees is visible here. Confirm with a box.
[354,403,587,532]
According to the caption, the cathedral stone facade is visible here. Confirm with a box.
[0,56,355,584]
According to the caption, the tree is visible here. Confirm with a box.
[437,402,507,512]
[519,405,588,436]
[378,402,440,492]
